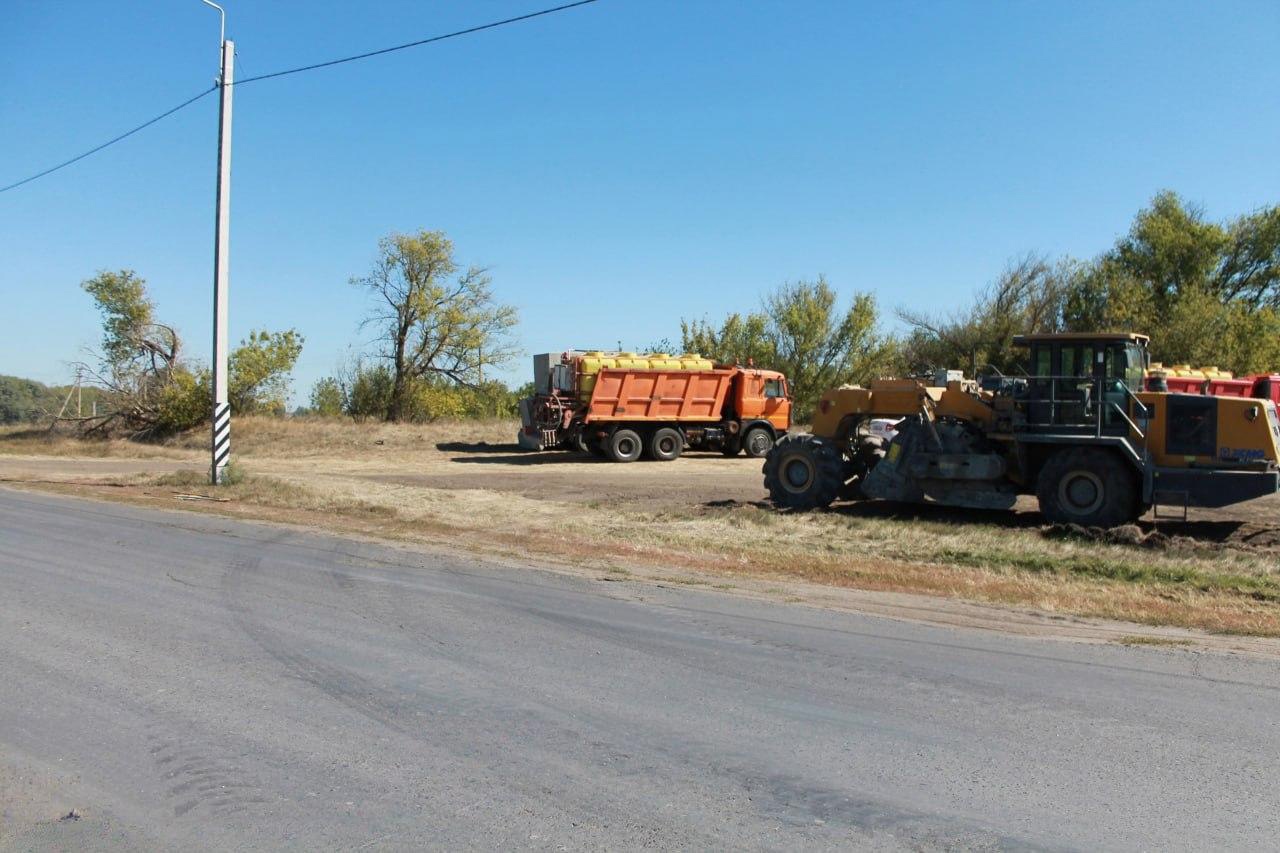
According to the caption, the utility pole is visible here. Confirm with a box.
[204,1,233,484]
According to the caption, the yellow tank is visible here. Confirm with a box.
[679,353,714,371]
[577,352,618,398]
[615,352,645,370]
[647,354,682,370]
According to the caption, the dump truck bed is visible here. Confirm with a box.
[585,368,736,422]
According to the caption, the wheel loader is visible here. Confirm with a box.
[763,332,1280,526]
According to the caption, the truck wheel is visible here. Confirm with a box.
[1036,448,1138,527]
[720,437,742,457]
[648,427,683,462]
[742,427,775,458]
[762,434,844,510]
[606,428,643,463]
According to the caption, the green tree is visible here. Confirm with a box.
[80,270,182,434]
[680,312,773,366]
[899,254,1069,377]
[309,377,344,417]
[682,277,895,420]
[343,362,395,421]
[228,329,304,415]
[1062,192,1280,374]
[766,278,897,418]
[352,230,518,422]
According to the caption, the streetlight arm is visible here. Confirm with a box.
[200,0,225,47]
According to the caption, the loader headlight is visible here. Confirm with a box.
[1246,405,1260,422]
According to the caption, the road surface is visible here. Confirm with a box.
[1,487,1278,850]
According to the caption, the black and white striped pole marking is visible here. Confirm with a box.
[208,21,234,485]
[212,402,231,479]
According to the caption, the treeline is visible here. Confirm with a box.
[0,375,107,424]
[55,191,1280,433]
[682,191,1280,419]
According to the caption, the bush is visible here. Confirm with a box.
[155,369,211,433]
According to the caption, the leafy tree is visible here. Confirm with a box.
[79,270,182,434]
[766,279,896,418]
[682,277,895,419]
[1062,192,1280,373]
[352,230,518,422]
[228,329,304,415]
[309,377,344,417]
[900,254,1071,377]
[342,362,395,421]
[680,312,773,366]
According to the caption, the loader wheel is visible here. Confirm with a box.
[606,428,643,463]
[742,426,775,459]
[648,427,683,462]
[1036,448,1138,527]
[762,434,845,510]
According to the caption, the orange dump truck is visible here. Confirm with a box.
[518,351,792,461]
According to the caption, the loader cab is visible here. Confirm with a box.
[1013,333,1149,432]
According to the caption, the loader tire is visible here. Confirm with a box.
[1036,448,1138,527]
[606,428,644,463]
[763,434,844,510]
[648,427,683,462]
[742,426,775,459]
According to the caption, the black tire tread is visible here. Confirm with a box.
[762,434,845,510]
[1036,447,1138,527]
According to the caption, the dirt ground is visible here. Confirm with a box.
[8,437,1277,549]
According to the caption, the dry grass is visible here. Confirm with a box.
[0,424,195,459]
[7,417,1280,637]
[158,415,518,458]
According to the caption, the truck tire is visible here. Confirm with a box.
[763,434,844,510]
[1036,447,1138,527]
[648,427,683,462]
[742,426,775,458]
[606,428,644,463]
[720,437,742,457]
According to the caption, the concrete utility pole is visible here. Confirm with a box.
[204,0,233,484]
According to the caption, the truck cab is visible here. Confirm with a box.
[733,369,792,434]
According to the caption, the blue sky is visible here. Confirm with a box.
[2,0,1277,399]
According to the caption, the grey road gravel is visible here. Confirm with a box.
[1,487,1278,851]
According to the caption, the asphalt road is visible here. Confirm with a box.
[2,488,1279,851]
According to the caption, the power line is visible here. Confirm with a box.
[0,86,216,194]
[236,0,599,85]
[0,0,600,195]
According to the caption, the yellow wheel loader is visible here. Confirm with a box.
[763,333,1280,526]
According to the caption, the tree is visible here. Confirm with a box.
[1062,192,1280,373]
[682,277,895,420]
[228,329,304,415]
[309,377,344,417]
[352,230,518,422]
[79,269,184,434]
[765,279,897,418]
[899,254,1069,377]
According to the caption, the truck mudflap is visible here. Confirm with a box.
[1148,467,1280,508]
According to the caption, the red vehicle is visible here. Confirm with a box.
[518,351,792,462]
[1147,367,1280,406]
